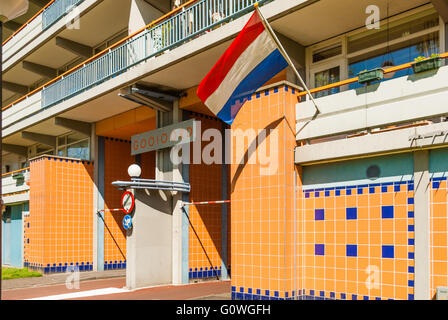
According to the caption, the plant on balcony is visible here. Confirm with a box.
[412,54,442,73]
[12,173,24,180]
[357,68,384,85]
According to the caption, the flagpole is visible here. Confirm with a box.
[254,3,321,115]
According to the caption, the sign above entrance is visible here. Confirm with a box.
[131,119,196,155]
[121,191,135,214]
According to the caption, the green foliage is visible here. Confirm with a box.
[414,53,441,62]
[1,267,42,280]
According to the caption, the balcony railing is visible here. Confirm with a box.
[42,0,85,30]
[41,0,271,108]
[1,168,30,198]
[295,55,448,142]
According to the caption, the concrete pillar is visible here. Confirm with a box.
[171,101,185,284]
[128,0,164,35]
[94,136,105,272]
[413,150,431,300]
[126,188,173,289]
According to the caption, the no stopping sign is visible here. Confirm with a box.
[121,191,135,214]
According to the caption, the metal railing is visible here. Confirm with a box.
[42,0,85,30]
[42,0,271,108]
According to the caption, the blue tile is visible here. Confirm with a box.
[310,290,315,296]
[408,280,414,287]
[408,184,414,191]
[408,294,414,300]
[409,252,415,259]
[433,181,440,189]
[265,89,269,96]
[357,188,363,194]
[347,245,358,257]
[232,286,236,292]
[315,244,325,256]
[275,291,279,297]
[376,297,382,300]
[408,266,415,273]
[364,296,369,300]
[341,293,346,300]
[265,290,270,296]
[330,292,335,299]
[408,239,415,245]
[382,206,394,219]
[315,209,325,221]
[408,211,414,218]
[408,198,414,204]
[320,291,325,297]
[382,245,394,258]
[369,187,376,194]
[305,193,310,198]
[352,294,358,300]
[408,225,415,232]
[346,207,357,220]
[381,186,388,193]
[248,288,252,294]
[315,192,320,198]
[325,191,330,197]
[346,189,352,195]
[240,287,244,293]
[336,190,341,196]
[274,88,278,93]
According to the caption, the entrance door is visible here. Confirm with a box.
[1,204,24,268]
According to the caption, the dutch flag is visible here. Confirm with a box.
[197,9,289,125]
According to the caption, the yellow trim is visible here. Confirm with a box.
[2,167,30,178]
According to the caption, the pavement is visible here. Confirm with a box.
[1,271,231,300]
[1,269,126,290]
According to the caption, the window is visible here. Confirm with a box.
[57,132,90,161]
[313,45,342,63]
[307,7,442,97]
[314,66,340,98]
[348,31,439,90]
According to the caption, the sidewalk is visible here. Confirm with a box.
[2,277,231,300]
[1,269,126,290]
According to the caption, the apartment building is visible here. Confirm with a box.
[1,0,448,300]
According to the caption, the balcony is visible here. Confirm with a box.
[2,0,87,65]
[295,56,448,165]
[2,168,30,204]
[2,0,276,136]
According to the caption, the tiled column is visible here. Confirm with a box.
[230,83,298,299]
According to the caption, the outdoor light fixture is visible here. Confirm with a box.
[0,0,30,299]
[128,164,142,178]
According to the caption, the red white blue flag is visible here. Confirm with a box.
[197,10,289,125]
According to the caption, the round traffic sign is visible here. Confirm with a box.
[121,191,135,214]
[123,215,133,230]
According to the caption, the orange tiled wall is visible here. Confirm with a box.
[103,137,155,269]
[188,114,229,280]
[25,156,94,273]
[430,176,448,299]
[297,179,415,300]
[230,85,297,299]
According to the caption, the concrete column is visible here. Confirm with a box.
[171,101,184,284]
[95,136,105,272]
[126,188,173,289]
[413,150,431,300]
[129,0,164,35]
